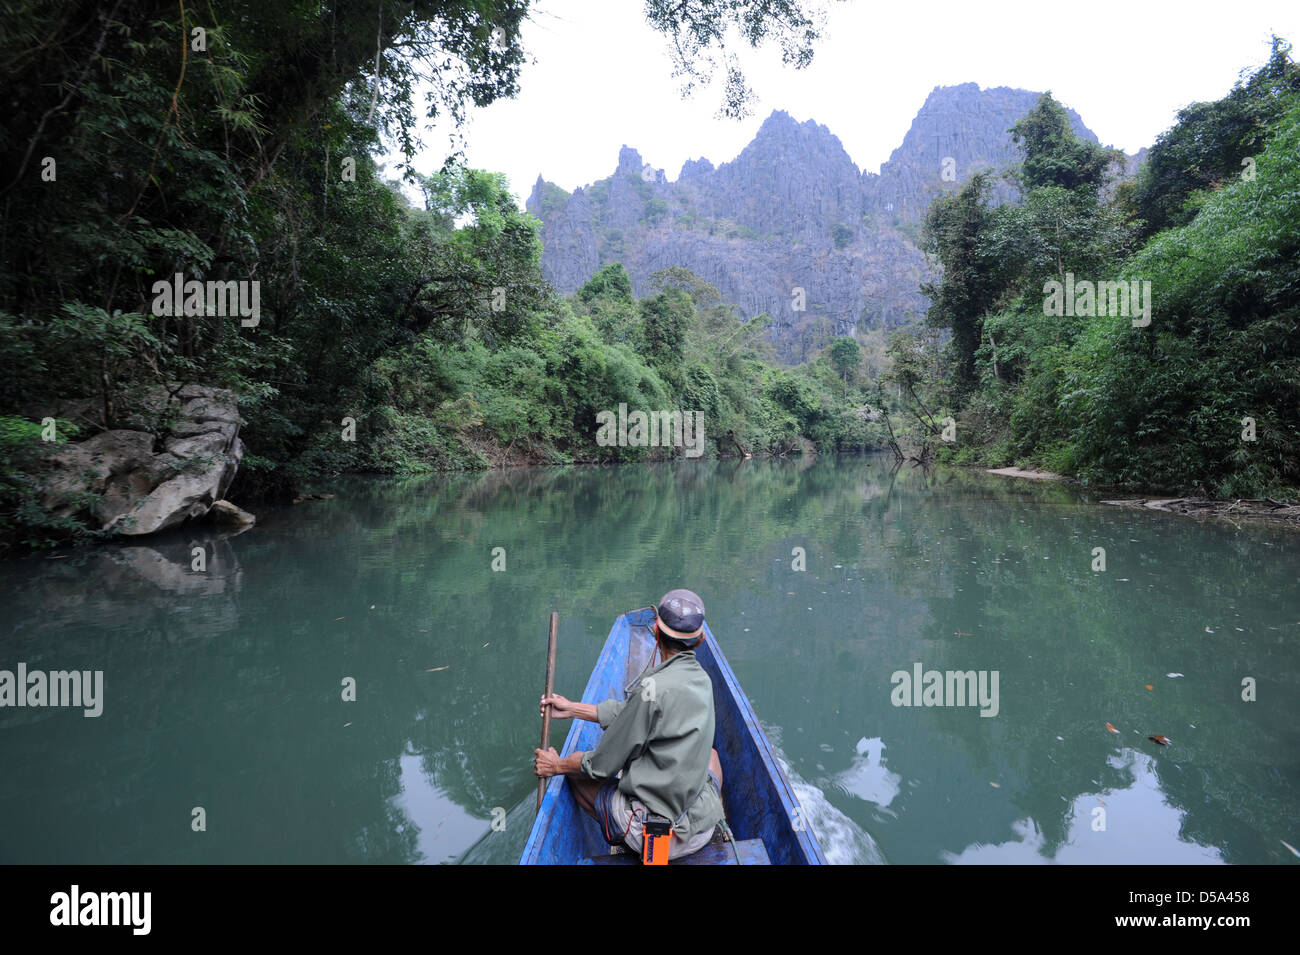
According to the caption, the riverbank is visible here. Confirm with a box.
[1099,496,1300,527]
[983,465,1300,528]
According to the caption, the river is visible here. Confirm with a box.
[1,454,1296,864]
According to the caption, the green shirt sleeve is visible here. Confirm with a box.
[596,698,626,729]
[581,693,657,781]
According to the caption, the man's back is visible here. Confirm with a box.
[582,648,723,844]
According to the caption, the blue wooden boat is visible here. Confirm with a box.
[520,607,827,865]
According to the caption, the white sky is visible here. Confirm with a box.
[388,0,1300,206]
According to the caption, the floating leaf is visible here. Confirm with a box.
[1145,684,1154,691]
[1148,735,1171,746]
[1105,723,1119,734]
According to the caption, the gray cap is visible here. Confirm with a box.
[656,589,705,641]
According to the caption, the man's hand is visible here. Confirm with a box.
[533,747,562,777]
[540,694,599,722]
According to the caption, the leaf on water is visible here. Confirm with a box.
[426,666,450,672]
[1145,684,1154,691]
[1148,735,1171,746]
[1105,722,1119,734]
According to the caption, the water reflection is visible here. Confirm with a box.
[945,749,1224,864]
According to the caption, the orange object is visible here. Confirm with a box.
[1105,723,1118,734]
[1149,735,1171,746]
[642,816,672,865]
[1145,684,1154,691]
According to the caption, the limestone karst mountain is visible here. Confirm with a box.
[528,83,1134,363]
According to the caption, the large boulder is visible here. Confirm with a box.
[39,385,249,537]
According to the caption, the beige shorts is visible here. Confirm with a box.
[597,776,718,859]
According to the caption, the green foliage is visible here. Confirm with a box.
[577,264,635,304]
[0,416,99,552]
[533,181,572,217]
[916,48,1300,497]
[1010,93,1119,195]
[1064,97,1300,495]
[1130,36,1300,238]
[638,287,692,385]
[828,336,861,382]
[921,172,1005,398]
[643,198,670,224]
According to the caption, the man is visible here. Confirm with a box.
[534,589,725,860]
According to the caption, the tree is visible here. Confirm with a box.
[639,287,694,389]
[643,0,830,119]
[921,172,1005,400]
[576,264,639,346]
[828,336,861,386]
[1009,93,1119,196]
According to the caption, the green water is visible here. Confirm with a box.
[1,454,1297,864]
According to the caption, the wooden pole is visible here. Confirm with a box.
[537,611,558,813]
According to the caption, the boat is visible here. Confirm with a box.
[520,606,827,865]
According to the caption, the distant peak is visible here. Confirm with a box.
[753,109,838,142]
[679,157,714,180]
[617,145,643,176]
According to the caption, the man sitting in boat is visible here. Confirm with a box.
[534,589,725,859]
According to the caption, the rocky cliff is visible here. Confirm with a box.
[528,84,1132,362]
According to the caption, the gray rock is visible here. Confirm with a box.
[38,385,245,537]
[208,499,256,527]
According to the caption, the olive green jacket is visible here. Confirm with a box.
[579,649,724,841]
